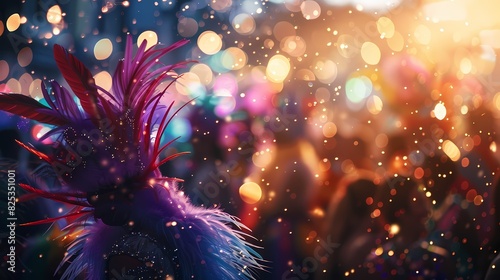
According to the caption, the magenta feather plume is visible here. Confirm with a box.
[0,36,263,279]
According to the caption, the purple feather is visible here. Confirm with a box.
[0,35,264,279]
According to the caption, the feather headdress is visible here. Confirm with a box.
[0,36,263,279]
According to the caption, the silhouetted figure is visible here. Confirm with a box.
[485,175,500,280]
[321,177,379,279]
[408,154,481,279]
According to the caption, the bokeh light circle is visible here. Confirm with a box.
[323,122,337,138]
[6,13,21,32]
[214,96,236,117]
[19,72,32,96]
[266,55,290,83]
[273,21,296,41]
[210,0,232,12]
[190,63,213,85]
[337,34,358,58]
[281,36,307,57]
[376,17,395,39]
[367,95,384,115]
[494,92,500,111]
[94,38,113,60]
[361,42,381,65]
[433,102,447,120]
[47,5,63,24]
[284,0,302,12]
[414,24,431,45]
[387,31,404,52]
[313,59,337,84]
[94,71,113,92]
[0,60,9,81]
[178,17,198,38]
[295,69,316,81]
[345,76,373,103]
[17,47,33,67]
[239,182,262,204]
[221,47,248,70]
[232,13,256,35]
[175,72,201,96]
[198,31,223,55]
[300,0,321,20]
[137,30,158,50]
[6,78,21,93]
[442,140,460,161]
[29,78,43,100]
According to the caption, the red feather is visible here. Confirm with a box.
[20,210,92,226]
[15,140,52,163]
[53,44,101,119]
[19,183,91,207]
[0,93,67,125]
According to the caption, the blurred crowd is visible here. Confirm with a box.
[172,77,500,279]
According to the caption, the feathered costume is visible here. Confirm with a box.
[0,36,262,279]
